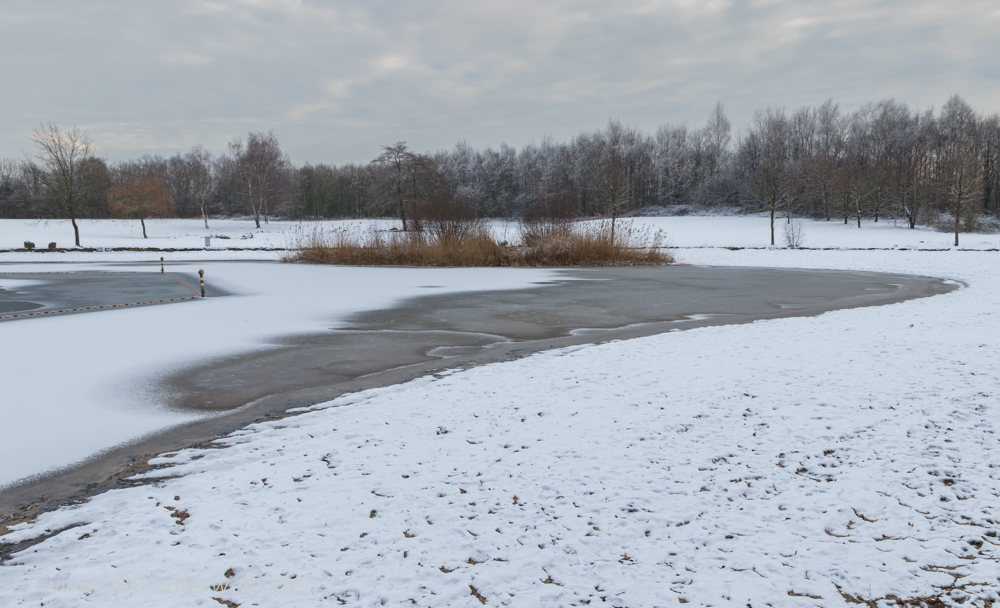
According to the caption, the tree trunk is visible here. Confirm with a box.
[70,208,80,247]
[202,207,209,230]
[141,217,147,239]
[955,194,962,247]
[769,203,775,246]
[246,179,260,228]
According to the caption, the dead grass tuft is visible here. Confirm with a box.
[284,220,672,267]
[469,585,487,605]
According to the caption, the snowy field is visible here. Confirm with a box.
[1,220,999,606]
[0,218,382,262]
[0,216,997,264]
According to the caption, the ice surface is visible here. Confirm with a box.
[0,262,557,487]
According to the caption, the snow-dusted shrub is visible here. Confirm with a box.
[784,220,805,248]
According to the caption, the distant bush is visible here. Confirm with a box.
[285,220,671,267]
[783,220,805,248]
[931,210,1000,235]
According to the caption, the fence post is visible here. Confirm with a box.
[199,269,205,297]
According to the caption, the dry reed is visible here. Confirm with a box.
[285,220,672,267]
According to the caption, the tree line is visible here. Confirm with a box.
[2,95,998,246]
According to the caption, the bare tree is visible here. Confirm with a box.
[861,104,889,223]
[739,109,798,245]
[809,100,844,221]
[230,131,288,228]
[597,121,635,244]
[187,146,214,229]
[834,158,870,228]
[371,142,417,230]
[894,110,934,229]
[938,96,982,246]
[980,114,1000,218]
[0,158,31,218]
[107,176,175,238]
[26,124,96,246]
[704,102,732,178]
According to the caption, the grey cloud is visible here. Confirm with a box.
[1,0,997,164]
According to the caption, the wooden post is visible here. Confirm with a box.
[199,269,205,297]
[160,257,164,274]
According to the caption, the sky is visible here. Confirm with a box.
[2,0,999,165]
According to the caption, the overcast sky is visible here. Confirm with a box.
[2,0,998,165]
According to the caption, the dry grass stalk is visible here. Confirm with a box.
[285,220,672,267]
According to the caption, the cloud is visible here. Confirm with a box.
[1,0,998,164]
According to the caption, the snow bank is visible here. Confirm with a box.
[1,248,997,606]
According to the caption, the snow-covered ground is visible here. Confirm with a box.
[0,263,557,487]
[638,215,1000,250]
[1,242,998,606]
[2,217,999,605]
[0,216,997,264]
[0,218,384,262]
